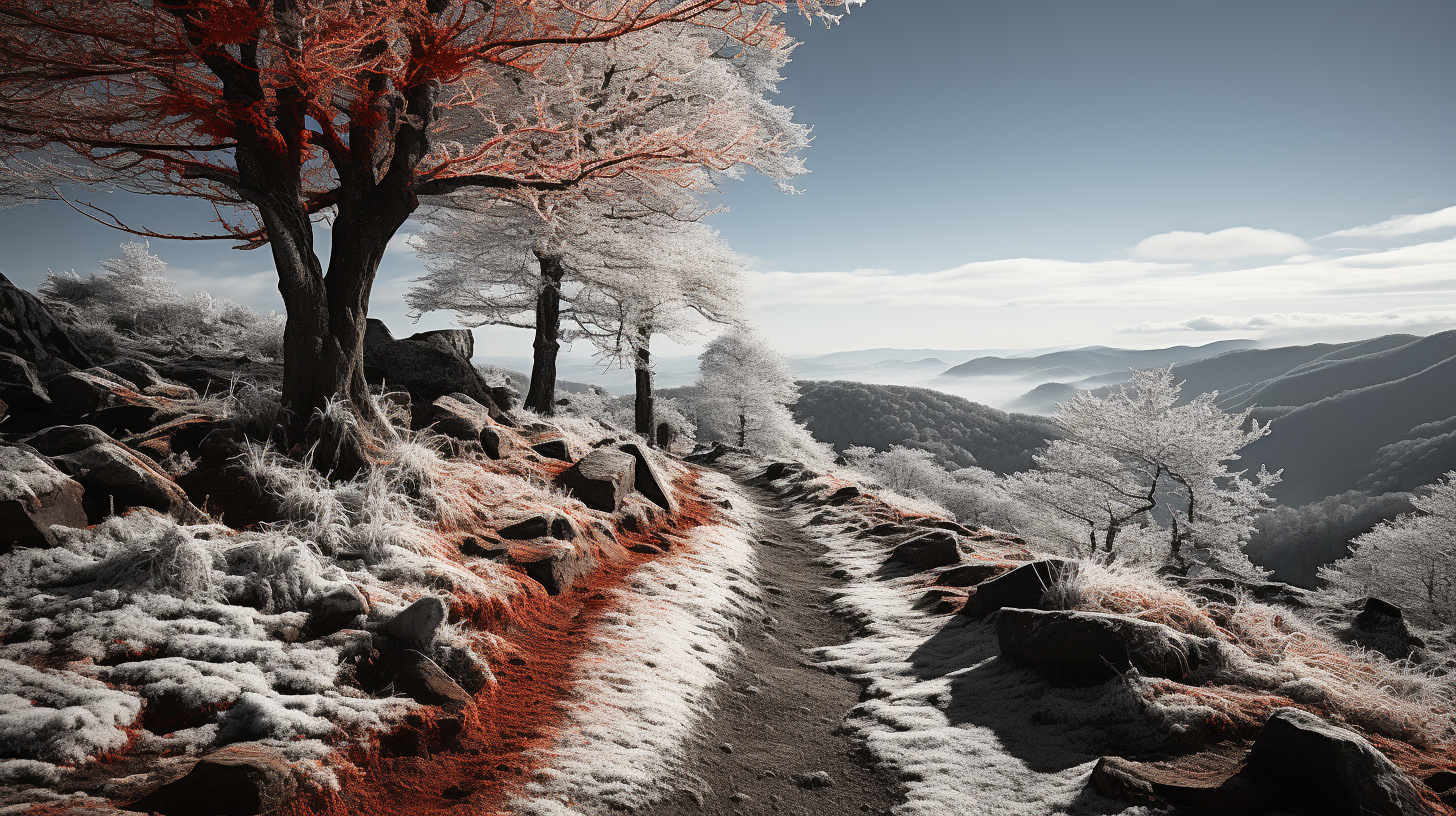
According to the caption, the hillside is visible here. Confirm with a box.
[791,380,1059,473]
[937,339,1255,380]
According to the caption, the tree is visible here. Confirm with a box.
[1320,473,1456,625]
[695,326,797,447]
[0,0,854,435]
[407,18,799,417]
[1010,368,1280,576]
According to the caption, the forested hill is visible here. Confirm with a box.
[792,380,1059,474]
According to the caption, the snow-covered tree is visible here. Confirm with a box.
[694,326,821,461]
[1011,368,1280,576]
[407,21,803,416]
[1320,473,1456,625]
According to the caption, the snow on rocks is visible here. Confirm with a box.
[0,444,87,549]
[559,448,636,512]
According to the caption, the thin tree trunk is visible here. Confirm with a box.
[525,253,565,415]
[634,324,654,443]
[738,412,747,447]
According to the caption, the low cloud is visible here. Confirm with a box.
[1131,227,1310,261]
[1119,310,1456,334]
[1324,204,1456,239]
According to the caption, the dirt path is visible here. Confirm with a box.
[636,482,905,816]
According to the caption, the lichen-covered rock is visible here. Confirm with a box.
[0,444,87,550]
[995,608,1218,685]
[561,449,636,512]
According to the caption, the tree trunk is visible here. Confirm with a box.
[634,324,654,443]
[738,412,747,447]
[525,253,565,415]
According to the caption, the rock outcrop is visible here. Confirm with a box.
[888,530,961,569]
[996,607,1218,685]
[961,558,1077,619]
[0,271,94,372]
[363,320,507,420]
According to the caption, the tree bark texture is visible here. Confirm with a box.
[525,254,565,415]
[634,325,654,444]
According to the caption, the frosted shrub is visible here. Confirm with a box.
[85,516,221,601]
[41,242,284,362]
[1320,472,1456,626]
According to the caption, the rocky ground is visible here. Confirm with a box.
[4,270,1456,816]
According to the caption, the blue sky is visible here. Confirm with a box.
[1,0,1453,358]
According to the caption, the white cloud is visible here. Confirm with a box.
[1324,204,1456,239]
[1131,227,1310,261]
[1119,309,1456,334]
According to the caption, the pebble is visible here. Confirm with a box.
[729,792,751,803]
[793,770,834,789]
[719,742,734,754]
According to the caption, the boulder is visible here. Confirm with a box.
[0,444,88,551]
[888,530,961,569]
[23,423,115,456]
[935,562,1012,587]
[996,608,1218,685]
[126,742,298,816]
[391,649,474,711]
[363,319,497,416]
[51,441,205,523]
[430,393,492,441]
[0,350,52,413]
[379,596,448,652]
[1350,597,1422,660]
[560,449,636,512]
[0,271,94,372]
[308,583,370,636]
[1241,707,1436,816]
[46,368,144,416]
[827,485,861,503]
[619,441,678,513]
[101,358,166,390]
[532,438,571,461]
[512,547,597,595]
[961,558,1078,620]
[763,462,806,481]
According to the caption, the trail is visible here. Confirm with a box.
[635,481,906,816]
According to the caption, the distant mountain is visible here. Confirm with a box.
[791,380,1060,474]
[937,340,1257,380]
[1168,334,1425,409]
[1240,347,1456,505]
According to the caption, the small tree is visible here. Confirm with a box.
[695,326,798,448]
[1011,368,1280,576]
[1320,473,1456,625]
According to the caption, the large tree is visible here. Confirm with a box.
[0,0,853,435]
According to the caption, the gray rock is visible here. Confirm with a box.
[102,358,166,390]
[532,438,571,461]
[51,441,204,522]
[561,449,636,512]
[961,558,1078,620]
[996,608,1218,685]
[127,742,298,816]
[934,562,1011,587]
[0,350,52,412]
[619,442,677,513]
[391,649,474,711]
[1351,597,1422,660]
[499,515,552,540]
[46,368,143,416]
[1244,708,1435,816]
[512,547,597,596]
[0,444,87,551]
[430,393,492,441]
[888,531,961,569]
[792,771,834,789]
[363,319,499,419]
[379,596,448,652]
[0,271,94,372]
[24,423,115,455]
[309,583,370,636]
